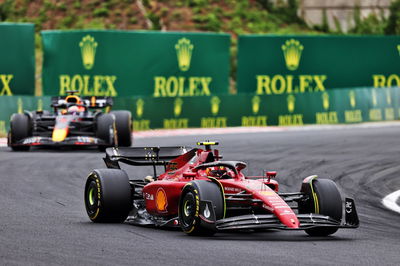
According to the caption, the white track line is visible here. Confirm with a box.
[133,126,285,138]
[382,190,400,214]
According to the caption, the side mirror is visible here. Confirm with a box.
[266,171,277,182]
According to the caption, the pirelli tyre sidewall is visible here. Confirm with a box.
[84,169,132,223]
[178,180,224,236]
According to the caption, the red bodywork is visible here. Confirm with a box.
[142,147,299,229]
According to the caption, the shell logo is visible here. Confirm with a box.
[155,188,168,212]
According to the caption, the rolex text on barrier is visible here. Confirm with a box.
[1,87,398,134]
[41,30,230,97]
[237,35,400,95]
[113,86,400,130]
[0,23,35,95]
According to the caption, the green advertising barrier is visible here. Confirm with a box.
[114,86,400,130]
[41,30,230,97]
[237,35,400,95]
[0,23,35,95]
[1,87,399,137]
[0,96,51,136]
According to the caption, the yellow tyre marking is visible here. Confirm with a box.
[207,176,226,218]
[309,177,320,213]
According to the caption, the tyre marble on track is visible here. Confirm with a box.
[1,126,400,265]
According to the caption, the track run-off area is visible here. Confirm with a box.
[1,123,400,265]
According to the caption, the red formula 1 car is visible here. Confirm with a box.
[84,142,359,236]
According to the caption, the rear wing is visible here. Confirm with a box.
[103,146,192,169]
[51,96,113,108]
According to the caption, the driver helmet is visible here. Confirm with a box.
[207,166,227,177]
[65,95,82,105]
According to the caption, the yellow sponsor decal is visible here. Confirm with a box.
[153,38,215,97]
[278,114,303,126]
[153,76,212,97]
[372,74,400,88]
[316,112,338,124]
[241,116,267,126]
[282,39,303,71]
[345,110,363,123]
[369,109,382,121]
[385,108,395,120]
[200,117,227,128]
[17,98,23,114]
[136,98,144,118]
[52,128,68,142]
[259,191,275,196]
[163,119,189,129]
[349,91,356,108]
[252,96,261,114]
[174,98,183,117]
[175,38,193,72]
[0,74,13,95]
[79,35,98,70]
[287,95,295,113]
[322,92,330,110]
[256,75,327,95]
[133,120,151,131]
[59,74,117,96]
[210,96,220,115]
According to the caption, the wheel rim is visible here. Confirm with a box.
[85,180,99,216]
[181,192,196,227]
[183,199,192,217]
[88,187,95,206]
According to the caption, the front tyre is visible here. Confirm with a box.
[9,113,31,151]
[178,180,224,236]
[299,178,342,236]
[84,169,132,223]
[110,111,132,147]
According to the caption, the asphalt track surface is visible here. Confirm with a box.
[1,126,400,265]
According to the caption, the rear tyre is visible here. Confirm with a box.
[96,113,115,151]
[111,111,132,147]
[299,178,342,236]
[84,169,132,223]
[9,113,31,151]
[178,180,224,236]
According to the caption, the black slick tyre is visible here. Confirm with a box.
[299,178,342,236]
[84,169,132,223]
[96,113,115,151]
[178,180,224,236]
[9,113,31,151]
[111,111,132,147]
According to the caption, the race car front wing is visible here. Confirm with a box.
[215,198,359,231]
[10,136,110,147]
